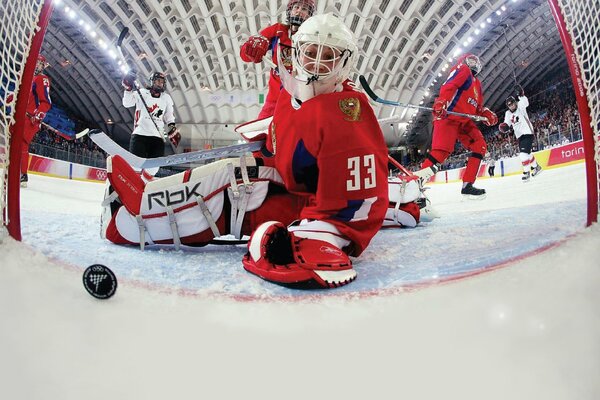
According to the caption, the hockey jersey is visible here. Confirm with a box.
[504,95,534,139]
[438,60,483,122]
[123,89,175,138]
[28,73,51,115]
[268,82,389,256]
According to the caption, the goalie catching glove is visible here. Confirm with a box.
[478,106,498,126]
[166,123,181,147]
[241,35,270,63]
[242,221,357,289]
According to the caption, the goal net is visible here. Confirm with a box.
[0,0,52,241]
[549,0,600,225]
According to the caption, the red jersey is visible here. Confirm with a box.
[27,73,52,114]
[437,62,483,122]
[240,23,293,117]
[268,82,389,256]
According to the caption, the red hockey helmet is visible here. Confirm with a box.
[455,53,482,76]
[287,0,315,26]
[35,54,48,74]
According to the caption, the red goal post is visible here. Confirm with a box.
[548,0,600,226]
[0,0,53,241]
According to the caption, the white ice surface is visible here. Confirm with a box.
[1,163,599,399]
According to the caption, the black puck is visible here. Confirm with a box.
[82,264,117,299]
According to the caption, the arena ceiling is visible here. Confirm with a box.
[41,0,567,150]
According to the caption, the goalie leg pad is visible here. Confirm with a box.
[104,156,284,247]
[242,221,357,289]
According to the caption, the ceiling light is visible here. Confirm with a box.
[487,17,492,23]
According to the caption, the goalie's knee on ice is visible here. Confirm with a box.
[243,221,357,289]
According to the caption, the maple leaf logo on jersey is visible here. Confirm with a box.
[339,98,361,122]
[147,104,163,119]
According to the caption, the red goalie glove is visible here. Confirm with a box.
[432,98,448,120]
[166,123,181,147]
[478,106,498,126]
[498,122,510,133]
[241,35,270,63]
[242,221,357,289]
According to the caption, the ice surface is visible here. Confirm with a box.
[1,163,599,399]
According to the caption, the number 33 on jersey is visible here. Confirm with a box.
[347,154,376,191]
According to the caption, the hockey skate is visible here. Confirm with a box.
[531,164,543,177]
[461,182,486,199]
[20,174,28,188]
[522,171,531,182]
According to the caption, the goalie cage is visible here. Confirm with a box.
[0,0,598,243]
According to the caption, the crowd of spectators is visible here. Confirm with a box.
[30,123,107,168]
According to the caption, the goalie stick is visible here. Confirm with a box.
[87,129,264,169]
[358,75,489,122]
[27,113,89,140]
[116,28,178,153]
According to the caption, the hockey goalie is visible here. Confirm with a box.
[101,14,431,289]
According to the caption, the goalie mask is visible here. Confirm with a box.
[506,96,517,112]
[278,13,357,102]
[149,72,167,93]
[286,0,315,27]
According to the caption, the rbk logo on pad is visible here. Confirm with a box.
[147,182,202,210]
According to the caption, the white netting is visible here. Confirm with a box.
[556,0,600,218]
[0,0,45,238]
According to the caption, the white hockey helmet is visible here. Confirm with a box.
[278,14,358,102]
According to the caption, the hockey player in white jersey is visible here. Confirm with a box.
[122,71,180,174]
[499,85,542,181]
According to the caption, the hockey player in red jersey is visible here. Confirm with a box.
[239,0,315,119]
[20,54,52,187]
[101,14,391,289]
[415,53,498,198]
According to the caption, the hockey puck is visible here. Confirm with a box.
[82,264,117,299]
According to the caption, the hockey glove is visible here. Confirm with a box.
[166,123,181,147]
[29,110,46,124]
[432,98,448,120]
[498,122,511,134]
[121,70,137,91]
[242,221,356,289]
[515,84,525,97]
[478,106,498,126]
[242,35,270,63]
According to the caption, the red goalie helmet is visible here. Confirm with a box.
[287,0,315,26]
[35,54,48,74]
